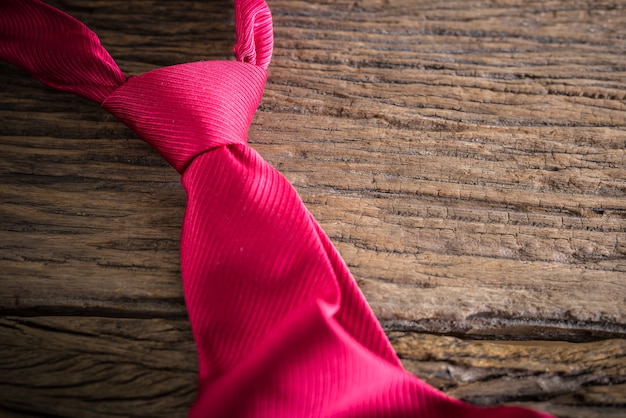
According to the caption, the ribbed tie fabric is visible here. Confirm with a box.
[1,1,555,417]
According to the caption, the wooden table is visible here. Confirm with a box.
[1,1,624,417]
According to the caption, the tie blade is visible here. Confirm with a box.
[180,145,401,413]
[180,145,554,418]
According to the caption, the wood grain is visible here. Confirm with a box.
[0,0,624,416]
[0,316,196,418]
[390,332,626,416]
[259,0,626,341]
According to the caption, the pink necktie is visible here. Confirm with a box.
[1,1,554,417]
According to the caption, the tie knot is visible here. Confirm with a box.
[103,60,267,173]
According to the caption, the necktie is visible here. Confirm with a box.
[0,1,554,416]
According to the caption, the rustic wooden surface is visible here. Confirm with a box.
[0,0,625,417]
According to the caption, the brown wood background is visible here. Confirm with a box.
[1,0,625,417]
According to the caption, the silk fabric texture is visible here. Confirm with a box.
[0,1,554,417]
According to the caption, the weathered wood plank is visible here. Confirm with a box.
[0,316,197,418]
[256,0,626,339]
[1,316,624,417]
[389,332,626,418]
